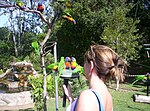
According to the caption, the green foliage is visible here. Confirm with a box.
[24,51,54,72]
[24,52,41,71]
[53,0,106,63]
[101,3,142,62]
[46,74,55,97]
[47,73,64,97]
[21,32,37,56]
[0,27,37,69]
[28,74,44,111]
[52,0,144,64]
[0,27,14,69]
[70,75,87,97]
[129,0,150,43]
[36,33,47,43]
[28,73,64,110]
[0,69,4,74]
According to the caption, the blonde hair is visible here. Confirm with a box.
[84,45,126,81]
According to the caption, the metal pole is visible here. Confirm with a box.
[146,73,149,96]
[54,42,59,111]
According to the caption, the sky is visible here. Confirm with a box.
[0,15,9,27]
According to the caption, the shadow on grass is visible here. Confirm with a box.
[127,105,141,111]
[19,108,35,111]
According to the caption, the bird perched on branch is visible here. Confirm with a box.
[37,2,44,14]
[16,1,26,10]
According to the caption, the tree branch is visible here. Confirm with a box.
[25,9,51,28]
[0,3,51,28]
[41,28,51,47]
[0,3,15,8]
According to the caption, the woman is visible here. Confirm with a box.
[63,45,126,111]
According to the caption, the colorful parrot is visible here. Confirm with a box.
[31,41,40,55]
[58,57,65,74]
[37,2,44,14]
[16,1,26,10]
[63,15,76,25]
[71,57,77,70]
[65,57,71,69]
[47,63,58,71]
[132,74,150,85]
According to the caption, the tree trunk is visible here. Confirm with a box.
[40,28,51,111]
[9,10,18,57]
[41,53,47,111]
[12,32,18,57]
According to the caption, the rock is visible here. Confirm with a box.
[0,91,34,110]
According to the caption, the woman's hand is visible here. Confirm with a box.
[62,83,74,104]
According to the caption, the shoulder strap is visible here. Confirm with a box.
[91,90,105,111]
[73,97,78,111]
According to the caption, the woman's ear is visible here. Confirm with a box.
[90,61,94,73]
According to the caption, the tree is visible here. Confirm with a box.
[53,0,106,63]
[101,2,142,62]
[0,1,55,111]
[0,0,76,110]
[53,0,142,64]
[129,0,150,43]
[0,27,36,69]
[0,27,13,69]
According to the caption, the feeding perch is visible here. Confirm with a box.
[47,56,84,107]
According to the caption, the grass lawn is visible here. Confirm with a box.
[47,83,150,111]
[46,82,150,111]
[13,82,150,111]
[110,82,150,111]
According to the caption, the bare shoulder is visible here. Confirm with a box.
[80,89,93,96]
[78,89,97,100]
[76,89,99,111]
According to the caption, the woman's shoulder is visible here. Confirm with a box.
[79,89,94,97]
[75,89,100,111]
[78,89,100,105]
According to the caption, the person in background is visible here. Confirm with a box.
[63,45,126,111]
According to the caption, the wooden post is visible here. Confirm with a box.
[133,94,150,103]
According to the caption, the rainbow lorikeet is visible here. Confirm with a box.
[65,62,70,69]
[63,15,76,25]
[16,1,26,10]
[71,57,77,70]
[37,3,44,14]
[31,41,40,55]
[71,62,77,70]
[65,57,71,69]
